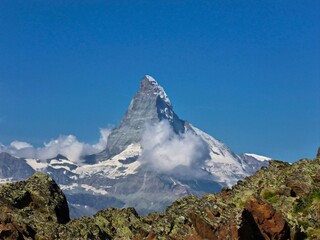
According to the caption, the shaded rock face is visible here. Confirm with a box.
[317,147,320,158]
[238,209,265,240]
[0,152,35,181]
[97,76,186,160]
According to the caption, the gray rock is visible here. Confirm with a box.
[0,152,35,181]
[97,76,187,160]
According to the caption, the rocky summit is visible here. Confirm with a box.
[96,75,187,160]
[0,150,319,239]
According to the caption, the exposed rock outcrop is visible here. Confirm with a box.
[244,196,290,240]
[0,150,319,239]
[0,172,70,239]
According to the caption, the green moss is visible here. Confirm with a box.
[293,200,305,214]
[261,189,276,200]
[307,228,320,239]
[260,188,280,205]
[294,189,320,214]
[232,190,254,209]
[298,220,310,230]
[313,190,320,201]
[268,195,280,204]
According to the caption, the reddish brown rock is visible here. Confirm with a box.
[286,179,310,197]
[245,196,290,240]
[145,231,157,240]
[0,223,20,240]
[238,209,265,240]
[189,213,217,240]
[216,220,239,240]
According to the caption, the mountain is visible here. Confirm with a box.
[0,151,319,239]
[0,152,35,183]
[239,153,271,174]
[96,75,187,161]
[0,75,269,218]
[90,75,267,185]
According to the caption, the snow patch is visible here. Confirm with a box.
[244,153,271,162]
[145,75,171,106]
[76,144,141,179]
[49,159,78,171]
[80,184,109,195]
[26,158,48,171]
[190,125,247,186]
[0,177,13,184]
[60,183,79,190]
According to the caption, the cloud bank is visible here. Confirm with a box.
[0,128,111,163]
[138,120,208,173]
[1,121,209,172]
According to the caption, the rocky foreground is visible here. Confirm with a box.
[0,151,319,240]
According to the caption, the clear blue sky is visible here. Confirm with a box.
[0,1,319,162]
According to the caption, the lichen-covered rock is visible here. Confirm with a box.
[0,149,320,239]
[59,207,150,240]
[0,172,70,239]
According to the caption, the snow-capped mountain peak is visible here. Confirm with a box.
[97,75,185,160]
[0,75,270,218]
[142,75,171,106]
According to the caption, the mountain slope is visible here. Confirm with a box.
[0,151,318,239]
[0,152,35,183]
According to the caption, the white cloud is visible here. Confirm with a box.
[0,143,6,152]
[92,128,112,151]
[10,141,33,150]
[138,120,208,173]
[37,135,85,162]
[0,128,112,163]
